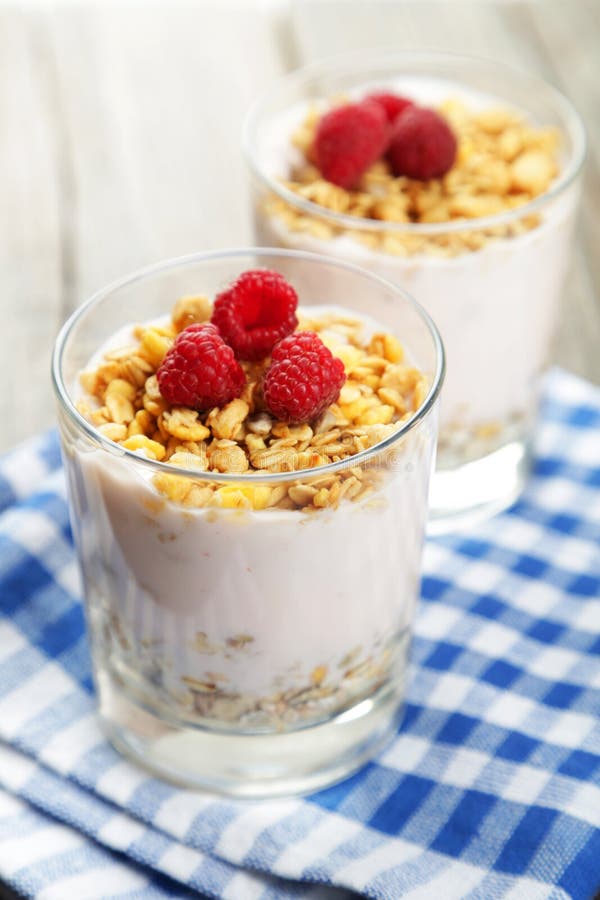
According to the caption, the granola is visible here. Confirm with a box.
[102,602,408,730]
[77,295,429,512]
[264,97,560,256]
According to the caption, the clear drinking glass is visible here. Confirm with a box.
[244,51,585,531]
[52,249,444,797]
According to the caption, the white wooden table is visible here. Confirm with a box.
[2,0,599,452]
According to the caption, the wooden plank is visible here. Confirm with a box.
[0,3,287,452]
[511,0,600,382]
[0,9,63,451]
[44,3,288,309]
[291,0,545,62]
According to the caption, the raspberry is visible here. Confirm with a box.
[263,332,346,424]
[211,270,298,361]
[388,106,457,180]
[366,92,413,123]
[156,323,245,410]
[314,100,389,189]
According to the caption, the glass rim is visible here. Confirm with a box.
[243,49,586,236]
[52,247,445,485]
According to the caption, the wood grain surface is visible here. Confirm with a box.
[1,0,598,452]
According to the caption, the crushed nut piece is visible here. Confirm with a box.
[97,423,128,442]
[207,399,250,441]
[311,665,327,686]
[172,295,212,331]
[122,434,166,461]
[139,328,172,368]
[210,444,249,474]
[247,412,274,435]
[162,407,211,442]
[227,634,255,649]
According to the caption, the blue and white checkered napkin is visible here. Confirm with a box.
[1,368,599,900]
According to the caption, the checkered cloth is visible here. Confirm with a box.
[1,369,599,900]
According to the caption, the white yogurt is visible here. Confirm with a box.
[68,310,438,729]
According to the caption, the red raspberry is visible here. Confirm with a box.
[156,323,245,410]
[211,270,298,361]
[366,92,413,123]
[263,332,346,424]
[314,100,389,189]
[388,106,457,180]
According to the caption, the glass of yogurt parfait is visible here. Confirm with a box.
[244,52,585,530]
[52,248,444,797]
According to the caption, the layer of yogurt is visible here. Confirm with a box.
[71,306,437,728]
[252,77,578,458]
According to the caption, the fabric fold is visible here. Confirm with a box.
[0,370,599,900]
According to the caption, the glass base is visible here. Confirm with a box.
[98,670,404,798]
[428,438,530,535]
